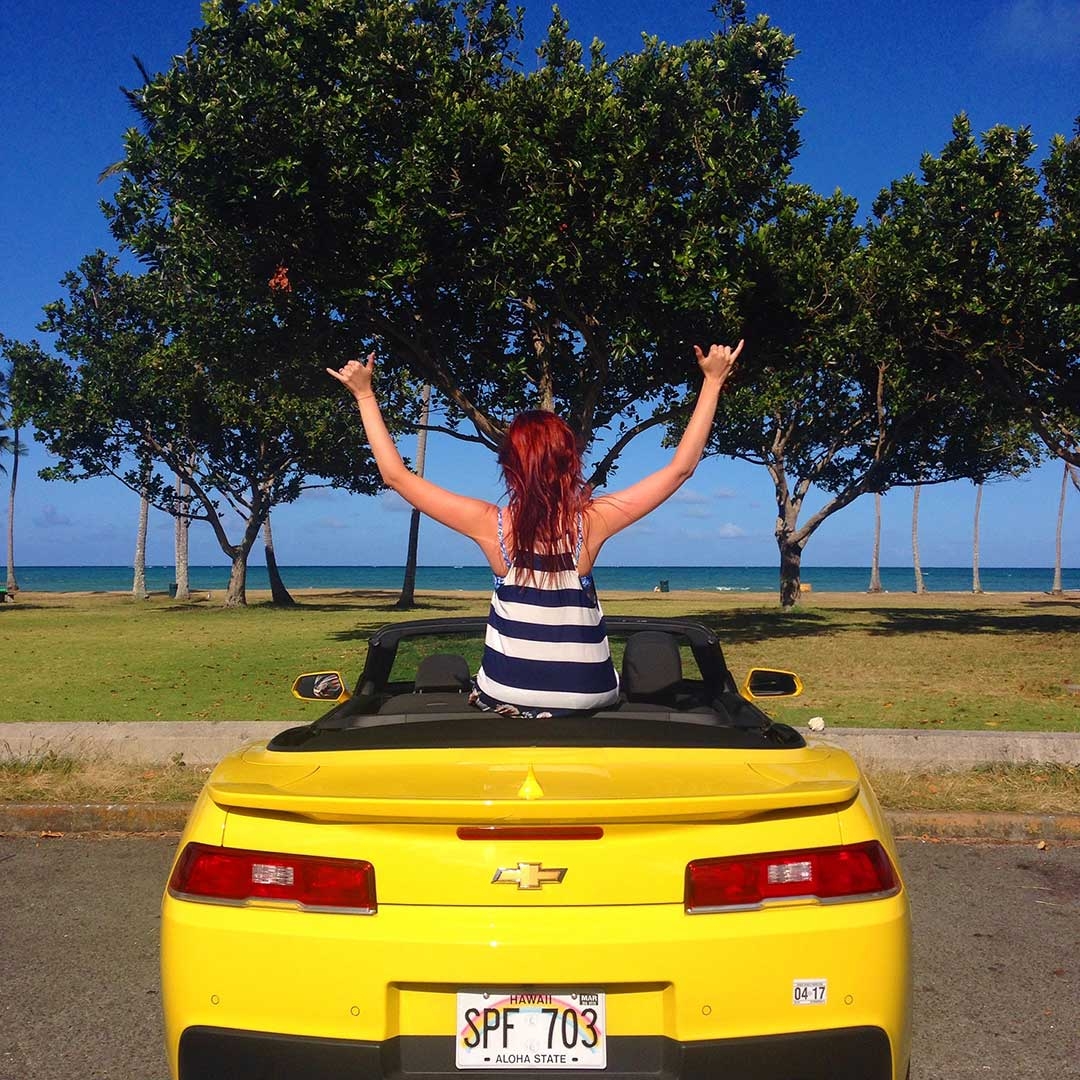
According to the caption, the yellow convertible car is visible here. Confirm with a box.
[162,617,911,1080]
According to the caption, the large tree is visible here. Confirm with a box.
[696,179,1038,607]
[106,0,802,482]
[28,253,386,606]
[868,116,1069,473]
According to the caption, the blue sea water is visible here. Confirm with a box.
[8,564,1079,594]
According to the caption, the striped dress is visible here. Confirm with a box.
[473,509,620,714]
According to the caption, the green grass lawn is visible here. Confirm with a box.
[2,587,1078,730]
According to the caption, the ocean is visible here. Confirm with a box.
[8,565,1078,594]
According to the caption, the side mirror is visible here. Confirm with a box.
[741,668,804,700]
[292,671,351,703]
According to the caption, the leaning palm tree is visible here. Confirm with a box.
[263,510,295,606]
[1051,462,1070,596]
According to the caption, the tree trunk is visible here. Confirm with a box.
[225,549,249,607]
[132,487,149,600]
[972,483,984,594]
[263,513,295,605]
[778,536,804,610]
[1051,462,1068,596]
[222,502,266,607]
[397,384,431,609]
[173,472,191,601]
[912,484,926,594]
[6,425,19,593]
[868,491,883,593]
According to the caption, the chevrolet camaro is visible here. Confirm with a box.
[161,616,912,1079]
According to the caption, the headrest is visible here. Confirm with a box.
[620,632,683,699]
[414,653,472,693]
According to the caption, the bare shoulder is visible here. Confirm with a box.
[583,497,626,545]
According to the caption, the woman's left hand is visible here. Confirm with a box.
[327,352,376,400]
[693,339,743,386]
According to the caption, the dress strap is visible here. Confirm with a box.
[497,507,513,569]
[574,511,585,562]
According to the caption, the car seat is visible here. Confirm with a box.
[617,630,708,712]
[414,653,472,693]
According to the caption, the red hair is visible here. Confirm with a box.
[498,411,590,574]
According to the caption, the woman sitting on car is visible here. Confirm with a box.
[328,338,741,716]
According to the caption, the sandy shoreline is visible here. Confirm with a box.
[9,586,1079,608]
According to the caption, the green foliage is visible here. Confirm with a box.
[869,114,1073,470]
[104,0,802,481]
[27,253,385,603]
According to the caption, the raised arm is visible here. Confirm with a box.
[586,340,743,551]
[328,354,497,545]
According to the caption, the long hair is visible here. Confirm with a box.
[498,411,590,574]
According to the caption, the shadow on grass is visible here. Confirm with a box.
[590,605,837,645]
[860,608,1080,636]
[615,603,1080,643]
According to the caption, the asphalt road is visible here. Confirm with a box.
[0,837,1076,1080]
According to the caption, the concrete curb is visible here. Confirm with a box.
[2,802,1078,843]
[3,722,1080,769]
[886,810,1080,843]
[814,728,1080,769]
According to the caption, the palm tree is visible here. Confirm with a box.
[397,384,432,609]
[131,449,155,600]
[263,511,295,605]
[1051,462,1069,596]
[1,360,22,593]
[173,470,191,601]
[132,487,150,600]
[971,482,984,594]
[911,484,926,594]
[868,492,883,593]
[2,428,26,595]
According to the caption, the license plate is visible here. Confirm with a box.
[455,990,606,1070]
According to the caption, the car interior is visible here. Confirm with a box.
[272,620,806,749]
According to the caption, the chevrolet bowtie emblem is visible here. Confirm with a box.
[492,862,567,889]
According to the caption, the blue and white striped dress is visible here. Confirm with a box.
[473,509,620,714]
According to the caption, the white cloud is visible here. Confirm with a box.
[716,523,746,539]
[378,491,413,514]
[713,487,738,499]
[670,489,710,505]
[315,516,350,530]
[33,504,74,528]
[987,0,1080,57]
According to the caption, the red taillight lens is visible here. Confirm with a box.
[456,826,604,840]
[168,843,376,913]
[686,841,898,913]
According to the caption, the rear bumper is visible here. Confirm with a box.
[180,1025,894,1079]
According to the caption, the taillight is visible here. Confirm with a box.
[168,842,376,913]
[456,826,604,840]
[686,841,899,913]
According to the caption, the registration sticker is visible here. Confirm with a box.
[456,990,606,1070]
[792,979,827,1005]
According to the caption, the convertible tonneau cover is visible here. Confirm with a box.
[208,743,860,824]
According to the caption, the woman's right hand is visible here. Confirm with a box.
[693,339,743,387]
[326,352,376,400]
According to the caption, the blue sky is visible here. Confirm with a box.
[1,0,1077,570]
